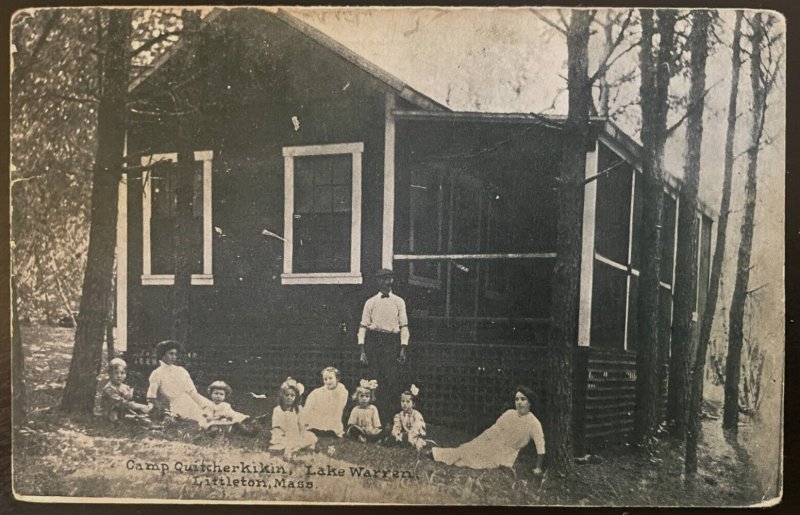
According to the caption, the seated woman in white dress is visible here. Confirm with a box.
[146,340,213,427]
[432,385,545,475]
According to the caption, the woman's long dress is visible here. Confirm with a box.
[432,409,545,469]
[147,361,212,425]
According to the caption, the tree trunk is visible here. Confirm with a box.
[724,12,767,433]
[61,10,132,414]
[667,9,710,435]
[686,10,742,474]
[172,150,193,349]
[634,9,675,446]
[12,277,26,426]
[546,10,592,474]
[171,9,202,351]
[598,13,614,118]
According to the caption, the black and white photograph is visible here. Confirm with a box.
[9,6,785,506]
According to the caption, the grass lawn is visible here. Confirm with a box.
[12,326,772,506]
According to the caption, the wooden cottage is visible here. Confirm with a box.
[119,9,715,450]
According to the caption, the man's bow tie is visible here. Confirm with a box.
[381,293,390,298]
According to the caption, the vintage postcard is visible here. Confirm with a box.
[10,6,784,506]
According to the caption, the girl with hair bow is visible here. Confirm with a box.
[269,377,317,459]
[389,384,432,451]
[346,379,383,442]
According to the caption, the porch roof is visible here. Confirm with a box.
[393,110,717,220]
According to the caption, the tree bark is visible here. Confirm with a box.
[686,10,742,474]
[61,9,131,414]
[724,12,767,433]
[172,9,202,351]
[598,13,614,118]
[546,10,592,474]
[634,9,675,446]
[667,9,710,435]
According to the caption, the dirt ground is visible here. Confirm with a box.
[11,326,777,506]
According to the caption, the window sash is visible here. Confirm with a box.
[281,143,363,285]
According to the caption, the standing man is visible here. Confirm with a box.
[358,268,409,424]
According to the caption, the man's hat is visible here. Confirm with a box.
[375,268,395,278]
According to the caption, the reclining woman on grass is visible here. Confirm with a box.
[431,385,545,476]
[146,340,214,428]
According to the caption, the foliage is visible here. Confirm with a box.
[10,8,189,321]
[11,9,98,320]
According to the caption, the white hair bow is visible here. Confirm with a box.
[410,384,420,397]
[282,377,305,396]
[359,379,378,390]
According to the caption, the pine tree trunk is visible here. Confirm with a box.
[546,10,592,474]
[598,13,614,118]
[724,12,766,433]
[634,9,675,446]
[12,277,26,426]
[686,10,742,474]
[172,9,202,351]
[667,9,710,435]
[173,149,193,349]
[61,10,132,414]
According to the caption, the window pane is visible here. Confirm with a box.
[150,160,205,275]
[451,178,482,253]
[399,258,552,343]
[295,166,314,213]
[192,161,204,219]
[332,185,350,213]
[594,145,633,265]
[590,260,628,350]
[313,185,332,213]
[331,156,351,185]
[410,170,444,253]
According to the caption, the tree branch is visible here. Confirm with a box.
[583,159,627,185]
[665,79,722,137]
[533,10,567,36]
[19,90,99,105]
[588,9,634,85]
[130,29,182,58]
[13,10,62,85]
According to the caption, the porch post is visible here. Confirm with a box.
[382,92,396,270]
[115,134,128,351]
[577,140,599,346]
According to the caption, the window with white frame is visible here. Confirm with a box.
[141,151,213,285]
[282,143,363,285]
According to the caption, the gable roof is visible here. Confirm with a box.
[129,8,448,112]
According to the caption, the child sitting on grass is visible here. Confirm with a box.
[269,377,317,459]
[202,380,249,432]
[98,358,153,426]
[389,384,430,451]
[346,379,382,442]
[303,366,348,437]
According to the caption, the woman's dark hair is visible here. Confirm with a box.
[514,385,538,407]
[154,340,181,360]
